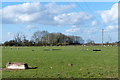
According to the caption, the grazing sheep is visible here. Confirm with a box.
[68,64,73,66]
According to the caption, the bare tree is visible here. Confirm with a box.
[31,31,49,44]
[14,32,26,43]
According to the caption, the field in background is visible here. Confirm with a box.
[2,46,118,78]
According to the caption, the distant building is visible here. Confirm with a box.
[6,62,28,69]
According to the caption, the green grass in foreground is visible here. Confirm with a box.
[2,46,118,78]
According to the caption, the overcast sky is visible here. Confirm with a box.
[1,2,118,43]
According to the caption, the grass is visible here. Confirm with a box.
[2,46,118,78]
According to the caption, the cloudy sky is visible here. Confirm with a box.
[1,2,118,43]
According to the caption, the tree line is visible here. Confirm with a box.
[2,30,118,46]
[3,31,85,46]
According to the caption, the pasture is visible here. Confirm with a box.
[2,46,118,78]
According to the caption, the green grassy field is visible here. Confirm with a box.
[2,46,118,78]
